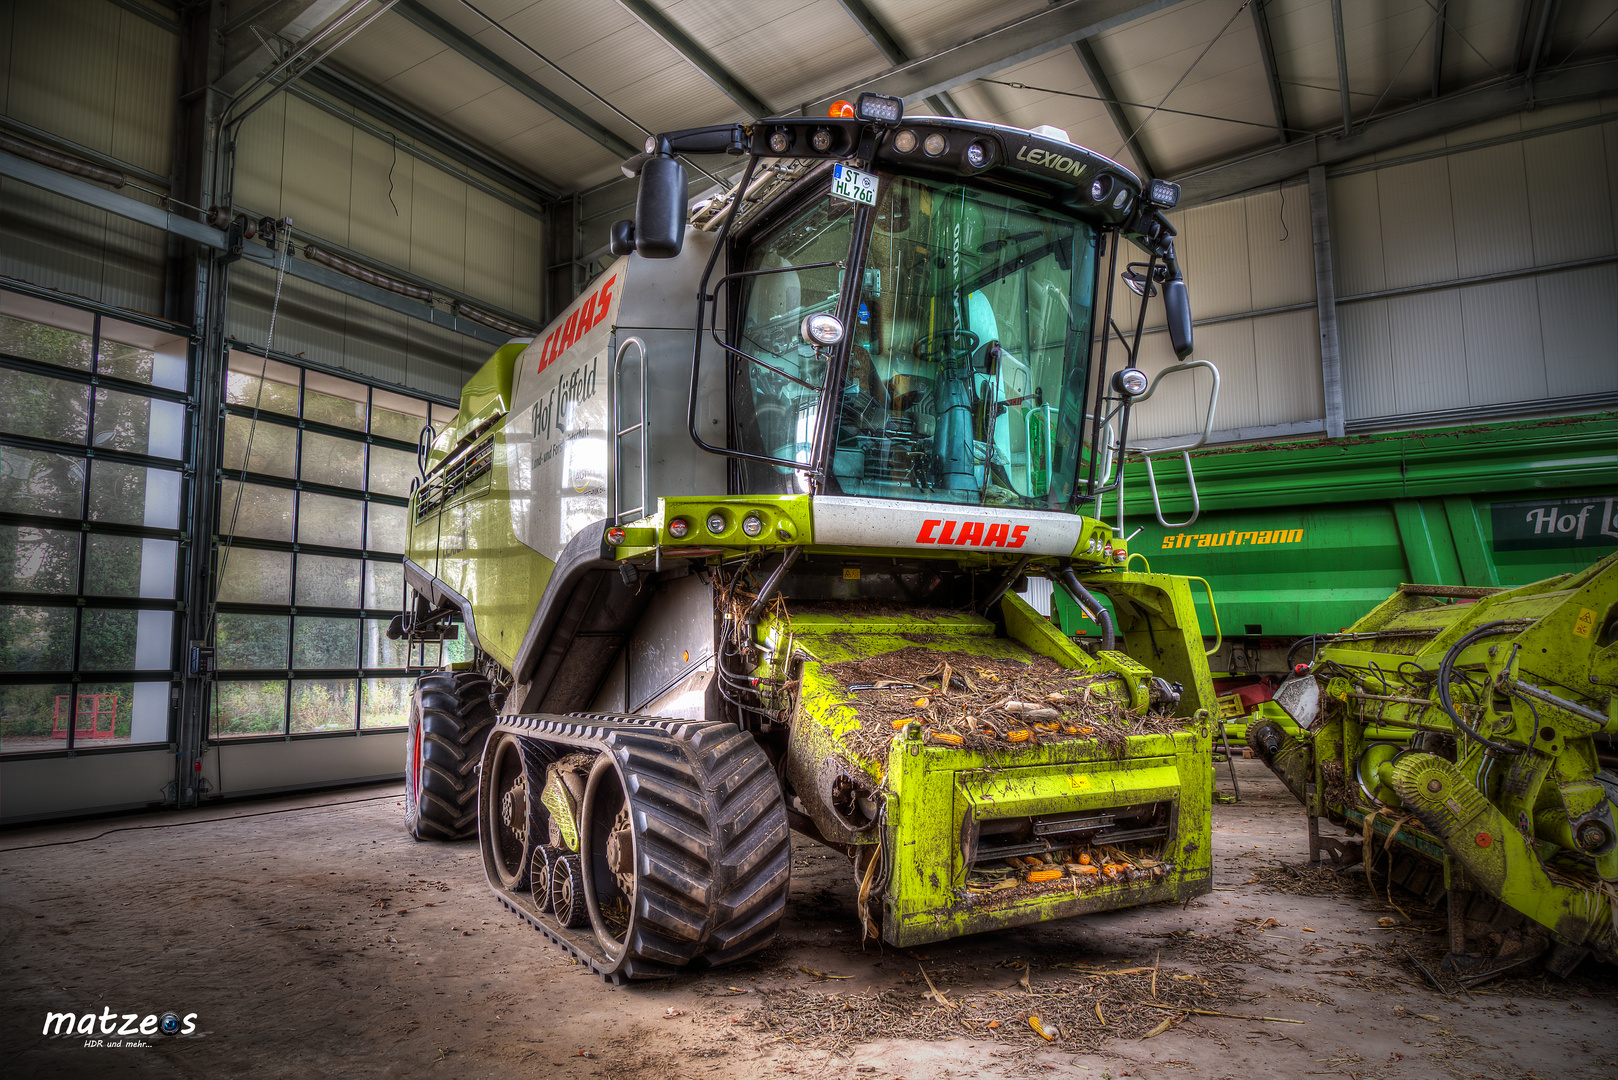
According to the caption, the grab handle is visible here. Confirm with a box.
[1129,359,1219,528]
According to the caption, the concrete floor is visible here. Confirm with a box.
[2,760,1614,1079]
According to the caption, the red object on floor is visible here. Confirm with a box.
[1211,676,1276,715]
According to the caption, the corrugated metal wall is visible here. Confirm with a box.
[1127,101,1618,445]
[1122,179,1322,443]
[1333,115,1618,423]
[226,87,546,394]
[0,0,177,315]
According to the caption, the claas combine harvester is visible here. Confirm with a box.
[393,94,1226,981]
[1250,555,1618,977]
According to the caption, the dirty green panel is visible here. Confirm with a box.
[427,342,526,468]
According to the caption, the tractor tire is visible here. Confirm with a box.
[405,671,497,841]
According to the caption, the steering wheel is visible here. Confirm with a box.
[911,330,979,365]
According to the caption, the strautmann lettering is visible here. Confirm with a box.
[1161,529,1305,549]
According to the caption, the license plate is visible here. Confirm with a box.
[831,164,878,207]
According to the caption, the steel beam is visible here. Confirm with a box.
[1524,0,1559,85]
[395,0,639,161]
[1,151,506,345]
[1308,166,1345,441]
[1330,0,1352,136]
[1251,0,1289,142]
[1173,59,1618,206]
[618,0,771,118]
[836,0,964,118]
[1073,37,1154,178]
[1431,0,1447,99]
[806,0,1186,115]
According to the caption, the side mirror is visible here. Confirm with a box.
[1163,276,1193,360]
[634,156,687,259]
[608,218,636,257]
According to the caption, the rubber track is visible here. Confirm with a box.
[406,672,496,841]
[478,711,791,983]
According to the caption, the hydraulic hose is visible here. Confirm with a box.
[1058,567,1116,653]
[1436,620,1527,756]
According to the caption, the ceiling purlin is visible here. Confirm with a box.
[394,0,641,161]
[1431,0,1447,98]
[804,0,1190,116]
[1174,55,1617,206]
[836,0,966,118]
[1329,0,1352,135]
[617,0,772,118]
[1251,0,1289,143]
[1071,36,1154,179]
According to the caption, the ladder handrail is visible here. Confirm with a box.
[610,335,649,525]
[1127,359,1220,529]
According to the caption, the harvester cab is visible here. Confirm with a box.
[400,94,1224,982]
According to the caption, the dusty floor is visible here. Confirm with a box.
[2,760,1614,1080]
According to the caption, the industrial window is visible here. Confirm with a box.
[0,288,190,756]
[210,347,458,740]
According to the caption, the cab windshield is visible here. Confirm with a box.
[730,173,1099,510]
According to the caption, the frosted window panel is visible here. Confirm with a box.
[0,293,93,370]
[298,491,364,548]
[367,445,417,498]
[301,431,365,489]
[226,351,300,416]
[295,553,361,607]
[88,461,182,529]
[0,370,90,443]
[0,448,84,518]
[99,318,187,390]
[370,388,428,443]
[215,547,291,604]
[366,502,406,553]
[303,371,366,431]
[363,618,407,668]
[0,606,75,671]
[221,414,297,478]
[215,613,289,670]
[219,481,294,541]
[79,609,173,670]
[364,560,403,609]
[1,523,79,593]
[292,617,358,668]
[92,388,185,458]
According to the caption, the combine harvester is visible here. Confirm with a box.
[1249,556,1616,977]
[393,95,1227,980]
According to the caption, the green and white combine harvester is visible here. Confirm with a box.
[395,94,1230,982]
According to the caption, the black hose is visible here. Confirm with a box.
[1058,567,1116,653]
[1436,620,1525,756]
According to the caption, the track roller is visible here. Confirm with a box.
[481,731,555,891]
[550,854,589,928]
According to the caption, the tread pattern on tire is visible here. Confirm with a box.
[405,671,496,841]
[479,711,791,981]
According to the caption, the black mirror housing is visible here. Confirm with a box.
[609,218,636,257]
[1163,277,1193,360]
[635,156,687,259]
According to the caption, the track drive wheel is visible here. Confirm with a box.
[405,671,497,841]
[482,731,554,890]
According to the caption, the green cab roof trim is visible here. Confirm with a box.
[429,341,528,467]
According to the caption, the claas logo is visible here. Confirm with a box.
[536,275,616,372]
[915,519,1029,548]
